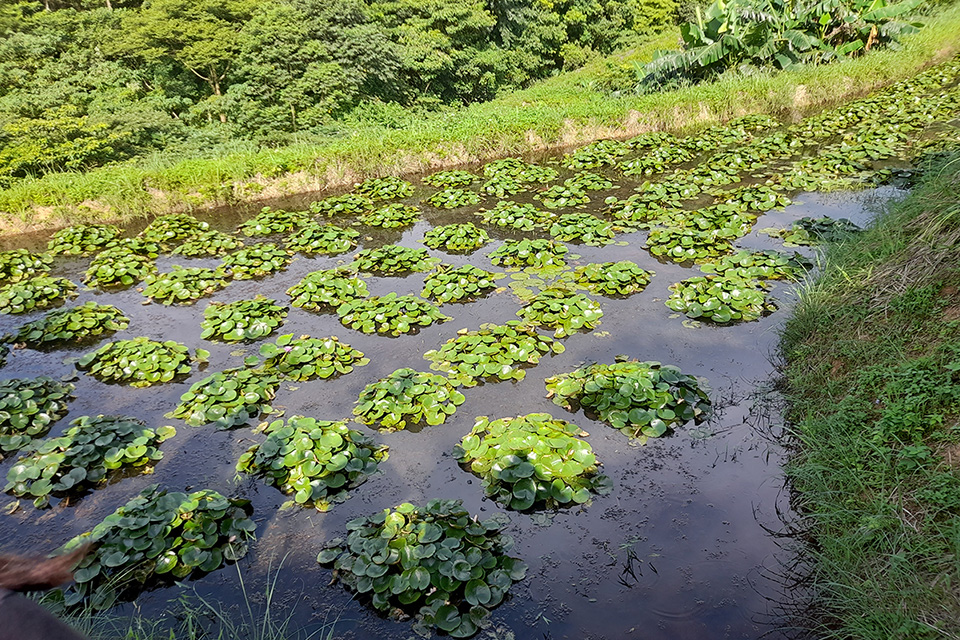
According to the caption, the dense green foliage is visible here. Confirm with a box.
[287,268,369,311]
[0,377,74,455]
[422,264,500,304]
[200,296,288,342]
[5,415,176,508]
[354,368,466,431]
[454,413,612,510]
[237,416,387,510]
[77,337,195,387]
[6,302,129,346]
[255,333,369,381]
[63,485,255,609]
[0,276,77,314]
[167,367,279,429]
[545,359,711,440]
[642,0,923,85]
[142,266,230,305]
[337,293,450,335]
[318,499,527,637]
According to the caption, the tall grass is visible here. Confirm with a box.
[780,150,960,638]
[2,5,960,231]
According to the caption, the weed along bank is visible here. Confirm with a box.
[0,55,958,639]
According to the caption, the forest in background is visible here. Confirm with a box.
[0,0,677,187]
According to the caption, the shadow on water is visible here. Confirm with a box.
[0,162,899,638]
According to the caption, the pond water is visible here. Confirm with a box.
[0,157,898,640]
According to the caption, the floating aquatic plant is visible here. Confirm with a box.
[286,268,369,312]
[354,368,465,431]
[354,176,414,200]
[516,288,602,337]
[476,201,554,231]
[254,334,368,381]
[77,337,196,387]
[565,261,653,296]
[421,223,490,253]
[338,294,450,336]
[351,245,440,275]
[548,213,616,246]
[488,238,568,271]
[423,322,563,386]
[221,243,292,280]
[63,485,255,608]
[237,416,387,510]
[7,302,130,347]
[309,193,374,216]
[454,413,612,510]
[83,246,156,288]
[167,367,279,429]
[422,170,478,188]
[0,377,74,454]
[425,188,481,210]
[317,499,526,638]
[5,415,176,508]
[545,359,711,441]
[200,296,288,343]
[665,275,774,323]
[358,203,420,228]
[0,250,51,284]
[421,264,500,304]
[138,214,209,249]
[47,224,120,256]
[0,276,77,314]
[238,207,311,237]
[285,222,360,255]
[699,250,810,280]
[142,266,230,305]
[171,230,244,257]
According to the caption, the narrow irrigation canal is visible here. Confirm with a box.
[0,58,957,640]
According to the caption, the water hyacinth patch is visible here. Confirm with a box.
[710,184,792,212]
[351,245,440,275]
[645,226,735,264]
[285,223,359,255]
[167,367,279,429]
[5,415,176,508]
[221,243,292,280]
[0,377,75,454]
[0,250,51,285]
[102,236,162,258]
[425,188,481,210]
[421,223,491,253]
[338,293,450,336]
[310,193,374,216]
[516,288,603,338]
[237,416,387,510]
[666,275,774,323]
[0,276,77,314]
[255,334,369,381]
[200,296,287,343]
[7,302,130,347]
[47,224,120,256]
[544,359,712,441]
[423,322,564,387]
[317,499,526,638]
[287,268,369,312]
[171,230,244,257]
[83,246,157,288]
[142,266,230,305]
[548,213,616,246]
[354,176,414,200]
[358,203,420,228]
[483,158,558,183]
[481,174,527,197]
[565,261,654,296]
[699,250,811,280]
[454,413,611,510]
[238,207,311,237]
[565,171,615,191]
[422,170,478,188]
[422,264,500,304]
[138,214,209,249]
[354,368,465,431]
[76,337,196,387]
[561,140,629,169]
[488,238,568,271]
[536,184,590,209]
[63,485,255,608]
[476,201,554,231]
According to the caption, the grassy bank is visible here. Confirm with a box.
[3,4,960,234]
[780,151,960,638]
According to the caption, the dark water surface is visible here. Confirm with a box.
[0,167,897,639]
